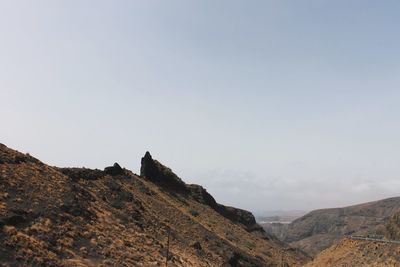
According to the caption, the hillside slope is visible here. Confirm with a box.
[386,211,400,240]
[0,144,308,266]
[281,197,400,256]
[304,210,400,266]
[304,237,400,266]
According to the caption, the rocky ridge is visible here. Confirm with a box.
[0,144,308,266]
[140,151,266,236]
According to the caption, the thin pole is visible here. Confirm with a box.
[165,226,170,267]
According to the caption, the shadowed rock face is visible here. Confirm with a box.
[140,151,188,193]
[58,167,104,181]
[187,184,218,209]
[217,205,261,232]
[140,151,267,236]
[104,163,124,176]
[58,163,124,181]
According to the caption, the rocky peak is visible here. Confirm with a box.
[143,151,152,160]
[140,152,188,193]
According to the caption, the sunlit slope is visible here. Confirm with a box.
[0,144,309,266]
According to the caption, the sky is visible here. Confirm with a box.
[1,1,400,214]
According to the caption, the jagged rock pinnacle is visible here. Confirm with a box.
[144,151,152,159]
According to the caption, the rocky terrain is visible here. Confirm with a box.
[0,144,309,266]
[386,211,400,240]
[280,197,400,256]
[304,237,400,267]
[305,212,400,266]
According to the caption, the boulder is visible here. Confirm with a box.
[104,163,124,176]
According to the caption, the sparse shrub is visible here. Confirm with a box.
[225,230,238,242]
[138,185,153,195]
[244,241,255,250]
[190,210,199,217]
[262,250,272,257]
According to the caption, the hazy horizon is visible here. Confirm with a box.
[2,1,400,214]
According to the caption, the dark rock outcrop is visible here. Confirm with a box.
[188,184,265,235]
[140,152,188,193]
[104,163,124,176]
[217,204,265,234]
[59,167,104,181]
[60,163,124,180]
[187,184,218,209]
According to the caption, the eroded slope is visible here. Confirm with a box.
[281,198,400,256]
[304,238,400,267]
[0,144,308,266]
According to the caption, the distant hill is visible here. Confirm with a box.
[303,237,400,266]
[0,144,309,266]
[257,210,307,240]
[257,210,307,224]
[304,213,400,266]
[280,197,400,256]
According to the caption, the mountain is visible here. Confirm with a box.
[303,237,400,266]
[0,144,309,266]
[280,197,400,256]
[304,212,400,266]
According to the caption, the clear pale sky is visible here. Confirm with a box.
[2,1,400,214]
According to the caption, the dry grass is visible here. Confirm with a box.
[0,144,308,266]
[304,238,400,267]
